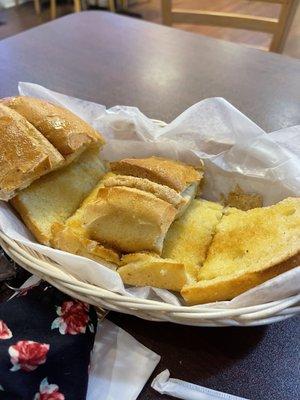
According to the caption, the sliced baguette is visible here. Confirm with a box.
[11,148,106,245]
[110,156,203,192]
[1,96,104,158]
[83,186,177,254]
[51,174,120,265]
[182,197,300,304]
[103,175,186,210]
[0,104,64,200]
[118,253,194,291]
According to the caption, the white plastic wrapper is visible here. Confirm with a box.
[0,82,299,310]
[87,319,160,400]
[152,370,247,400]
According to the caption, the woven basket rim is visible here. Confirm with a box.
[1,117,299,325]
[0,231,299,325]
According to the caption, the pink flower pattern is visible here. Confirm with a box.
[0,320,12,340]
[51,300,94,335]
[8,340,49,372]
[34,378,65,400]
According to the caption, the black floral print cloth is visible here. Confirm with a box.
[0,283,97,400]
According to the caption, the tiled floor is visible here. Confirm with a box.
[0,0,299,58]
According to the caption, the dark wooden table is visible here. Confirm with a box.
[0,11,299,400]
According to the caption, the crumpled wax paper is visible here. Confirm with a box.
[0,82,299,310]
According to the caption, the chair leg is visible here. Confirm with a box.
[50,0,57,19]
[270,0,299,53]
[108,0,116,12]
[74,0,81,13]
[34,0,41,15]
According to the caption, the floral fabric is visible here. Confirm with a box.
[0,283,97,400]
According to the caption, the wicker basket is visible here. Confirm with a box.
[1,232,299,327]
[1,118,299,326]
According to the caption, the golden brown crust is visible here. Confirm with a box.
[198,197,300,281]
[118,252,193,291]
[83,186,177,254]
[181,252,300,305]
[103,175,186,209]
[51,223,120,265]
[110,157,203,192]
[0,104,64,200]
[1,96,105,156]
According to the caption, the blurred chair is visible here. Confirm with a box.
[161,0,299,53]
[33,0,120,19]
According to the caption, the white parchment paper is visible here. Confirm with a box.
[0,82,299,310]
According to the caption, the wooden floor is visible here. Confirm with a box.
[0,0,299,58]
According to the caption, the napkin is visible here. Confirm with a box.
[152,370,248,400]
[0,282,97,400]
[2,81,295,312]
[0,270,161,400]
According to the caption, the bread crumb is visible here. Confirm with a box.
[222,185,263,211]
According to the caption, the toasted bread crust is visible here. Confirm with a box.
[0,104,64,200]
[110,157,203,192]
[83,186,177,254]
[103,175,186,209]
[118,252,192,291]
[182,252,300,304]
[51,223,120,265]
[198,197,300,281]
[1,96,104,156]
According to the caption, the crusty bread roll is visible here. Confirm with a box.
[118,253,195,291]
[0,104,64,200]
[1,96,104,158]
[11,148,106,245]
[83,186,177,254]
[182,197,300,304]
[110,156,203,192]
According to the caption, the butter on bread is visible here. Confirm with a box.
[0,104,64,200]
[181,252,300,305]
[182,197,300,304]
[1,96,104,158]
[163,199,224,268]
[118,253,195,291]
[11,148,106,245]
[83,186,177,254]
[110,156,203,193]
